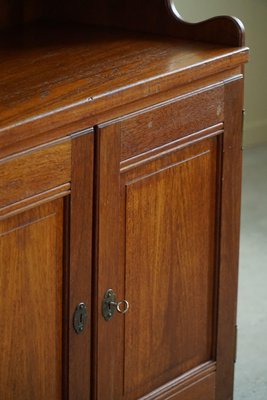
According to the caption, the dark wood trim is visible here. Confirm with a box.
[212,133,224,361]
[215,78,244,399]
[0,68,246,160]
[62,195,71,400]
[166,1,245,46]
[99,83,225,129]
[93,124,122,400]
[0,183,71,219]
[140,362,216,400]
[68,130,94,400]
[120,126,223,172]
[0,139,71,209]
[91,125,101,400]
[0,44,248,158]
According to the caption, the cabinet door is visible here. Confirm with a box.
[94,84,242,400]
[0,131,93,400]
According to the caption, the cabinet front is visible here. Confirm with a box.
[94,87,227,400]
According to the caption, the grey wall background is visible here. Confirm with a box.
[173,0,267,147]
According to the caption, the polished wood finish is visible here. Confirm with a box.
[0,3,248,399]
[116,85,224,160]
[0,199,64,399]
[0,183,71,220]
[95,101,223,399]
[0,138,71,208]
[123,139,217,395]
[141,364,216,400]
[216,78,244,400]
[68,129,94,400]
[0,24,248,159]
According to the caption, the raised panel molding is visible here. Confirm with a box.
[0,138,71,209]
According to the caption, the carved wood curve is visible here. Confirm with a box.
[166,0,245,46]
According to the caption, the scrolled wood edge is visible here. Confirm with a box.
[165,0,245,46]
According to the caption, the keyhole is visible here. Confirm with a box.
[74,303,87,334]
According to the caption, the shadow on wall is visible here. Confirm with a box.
[174,0,267,147]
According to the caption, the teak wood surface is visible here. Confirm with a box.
[0,23,248,158]
[0,2,248,399]
[0,200,64,399]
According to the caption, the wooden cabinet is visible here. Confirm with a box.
[0,1,248,399]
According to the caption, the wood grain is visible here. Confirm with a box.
[0,183,71,220]
[0,69,241,160]
[141,363,216,400]
[215,77,244,400]
[93,123,122,400]
[0,138,71,208]
[0,199,64,400]
[123,138,218,398]
[95,113,220,399]
[68,129,94,400]
[157,372,215,400]
[112,85,224,160]
[120,124,224,172]
[0,5,248,399]
[0,23,248,155]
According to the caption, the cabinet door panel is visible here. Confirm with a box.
[124,143,216,394]
[95,121,221,400]
[0,200,64,400]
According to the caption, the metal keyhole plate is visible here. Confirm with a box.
[102,289,130,321]
[73,303,87,334]
[102,289,117,321]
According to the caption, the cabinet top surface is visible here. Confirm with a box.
[0,22,248,141]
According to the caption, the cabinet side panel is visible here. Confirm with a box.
[216,78,244,399]
[0,199,64,400]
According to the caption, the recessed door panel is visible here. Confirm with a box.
[0,200,64,400]
[124,147,217,395]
